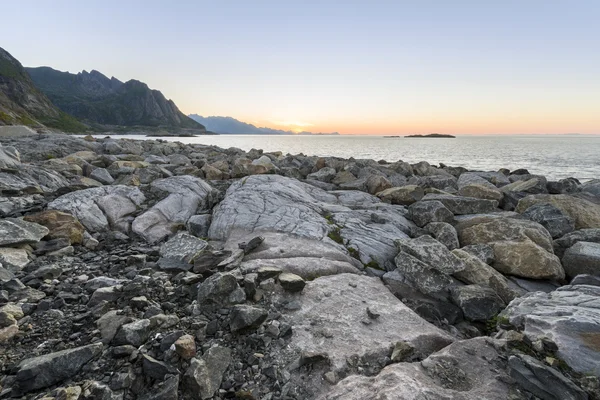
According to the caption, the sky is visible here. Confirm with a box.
[1,0,599,135]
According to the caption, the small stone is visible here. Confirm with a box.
[278,272,306,292]
[391,341,415,362]
[174,334,197,359]
[256,266,283,281]
[238,236,264,254]
[366,307,380,319]
[229,305,268,332]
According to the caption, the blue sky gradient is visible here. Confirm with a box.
[2,0,599,134]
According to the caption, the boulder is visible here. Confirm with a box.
[48,186,145,233]
[458,173,503,201]
[89,168,114,185]
[501,284,600,376]
[0,143,20,168]
[408,200,454,227]
[187,214,212,238]
[460,243,495,264]
[562,242,600,278]
[278,272,306,292]
[458,217,554,252]
[307,167,336,183]
[452,249,516,303]
[491,239,565,281]
[0,218,49,246]
[502,177,547,194]
[450,285,504,322]
[395,236,465,275]
[0,248,30,271]
[425,222,459,250]
[15,343,103,393]
[23,210,86,245]
[132,176,217,243]
[394,251,459,301]
[112,319,152,347]
[197,272,246,306]
[376,185,424,205]
[516,194,600,229]
[322,337,515,400]
[547,178,581,194]
[365,175,391,195]
[521,203,575,239]
[582,179,600,197]
[420,193,499,215]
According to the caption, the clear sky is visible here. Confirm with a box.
[2,0,599,134]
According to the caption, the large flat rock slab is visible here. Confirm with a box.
[501,283,600,376]
[277,273,454,396]
[321,338,515,400]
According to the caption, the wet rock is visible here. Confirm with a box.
[0,218,49,246]
[508,353,588,400]
[23,210,86,244]
[562,241,600,278]
[408,200,454,227]
[522,203,575,239]
[183,346,232,399]
[15,343,103,393]
[229,305,268,332]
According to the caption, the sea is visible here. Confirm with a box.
[96,134,600,182]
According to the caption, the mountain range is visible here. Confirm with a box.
[189,114,339,135]
[26,67,204,133]
[0,46,206,134]
[0,47,86,132]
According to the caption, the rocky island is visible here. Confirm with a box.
[405,133,456,138]
[1,131,600,399]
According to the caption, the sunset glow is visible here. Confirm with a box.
[2,1,599,135]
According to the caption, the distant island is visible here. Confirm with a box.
[405,133,456,138]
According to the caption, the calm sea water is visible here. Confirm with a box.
[101,134,600,181]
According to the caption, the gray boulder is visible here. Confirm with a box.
[501,284,600,376]
[132,176,218,243]
[582,179,600,197]
[187,214,212,238]
[197,272,245,306]
[307,167,336,183]
[394,251,459,301]
[15,343,103,393]
[112,319,152,347]
[554,229,600,258]
[450,285,505,322]
[425,222,459,250]
[89,168,114,185]
[562,241,600,278]
[395,236,465,275]
[0,218,49,246]
[522,203,575,239]
[460,243,495,264]
[408,200,454,227]
[376,185,424,205]
[48,185,145,233]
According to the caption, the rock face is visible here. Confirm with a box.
[562,241,600,278]
[501,284,600,376]
[0,218,49,246]
[516,194,600,229]
[322,338,516,400]
[15,343,103,393]
[278,273,454,395]
[132,176,217,243]
[48,186,145,233]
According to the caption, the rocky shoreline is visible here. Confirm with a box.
[1,132,600,399]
